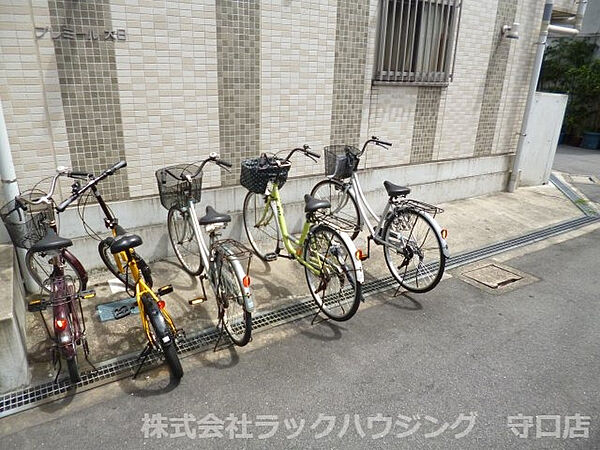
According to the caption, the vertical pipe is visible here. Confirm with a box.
[0,99,37,292]
[507,0,553,192]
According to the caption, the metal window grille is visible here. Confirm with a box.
[374,0,463,85]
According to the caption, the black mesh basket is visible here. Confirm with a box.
[155,164,203,210]
[240,156,291,194]
[0,191,55,249]
[324,145,360,179]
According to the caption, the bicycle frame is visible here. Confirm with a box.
[258,183,364,283]
[182,199,254,312]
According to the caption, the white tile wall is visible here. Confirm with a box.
[260,0,337,179]
[111,0,221,198]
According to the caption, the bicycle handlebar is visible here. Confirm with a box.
[56,160,127,212]
[283,144,319,163]
[359,136,392,156]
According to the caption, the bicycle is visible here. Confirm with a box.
[156,153,254,347]
[310,137,450,293]
[56,161,183,380]
[1,172,97,383]
[241,145,364,321]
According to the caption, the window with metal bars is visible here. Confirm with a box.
[374,0,463,84]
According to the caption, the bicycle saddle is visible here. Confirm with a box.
[30,229,73,252]
[110,234,143,254]
[198,205,231,225]
[304,194,330,213]
[383,181,411,198]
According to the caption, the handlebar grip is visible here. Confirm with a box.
[378,140,392,147]
[218,160,233,168]
[69,170,90,177]
[306,149,320,159]
[56,196,75,213]
[112,160,127,171]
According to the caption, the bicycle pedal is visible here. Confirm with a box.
[27,298,47,312]
[175,329,186,341]
[188,296,206,306]
[79,289,96,300]
[264,252,277,262]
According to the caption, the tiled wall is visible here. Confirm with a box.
[215,0,261,186]
[260,0,336,178]
[474,0,519,156]
[48,0,129,201]
[0,0,548,206]
[110,0,221,198]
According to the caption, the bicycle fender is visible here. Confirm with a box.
[226,253,255,313]
[337,230,365,284]
[419,211,450,258]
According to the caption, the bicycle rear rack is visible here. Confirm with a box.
[313,210,361,235]
[393,199,444,216]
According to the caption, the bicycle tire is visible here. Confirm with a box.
[167,206,203,275]
[98,239,153,290]
[242,191,279,260]
[214,249,252,346]
[66,355,80,383]
[303,224,361,321]
[25,249,86,294]
[382,209,446,293]
[310,179,361,240]
[141,294,183,380]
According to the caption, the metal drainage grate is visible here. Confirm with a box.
[2,213,599,417]
[550,173,598,217]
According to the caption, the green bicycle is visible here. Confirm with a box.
[241,146,364,321]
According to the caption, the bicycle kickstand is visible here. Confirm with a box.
[213,310,226,352]
[132,343,153,379]
[83,339,98,372]
[52,348,62,384]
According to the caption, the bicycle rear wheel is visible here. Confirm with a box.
[167,207,203,275]
[242,191,279,260]
[214,250,252,346]
[26,249,86,294]
[303,224,361,321]
[141,294,183,380]
[66,355,80,383]
[382,209,446,293]
[310,179,361,240]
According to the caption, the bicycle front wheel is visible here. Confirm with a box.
[167,207,203,275]
[98,240,153,290]
[242,191,279,260]
[310,179,361,240]
[214,250,252,346]
[142,294,183,380]
[303,225,361,321]
[382,209,446,293]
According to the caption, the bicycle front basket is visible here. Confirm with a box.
[0,190,55,249]
[155,164,203,210]
[240,156,291,194]
[324,145,360,180]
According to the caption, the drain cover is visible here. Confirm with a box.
[463,264,522,289]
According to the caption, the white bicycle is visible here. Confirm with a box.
[310,137,450,293]
[156,153,254,346]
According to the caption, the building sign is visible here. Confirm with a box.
[34,26,126,41]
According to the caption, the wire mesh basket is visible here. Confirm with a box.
[324,145,360,179]
[155,164,203,210]
[240,156,291,194]
[0,190,55,249]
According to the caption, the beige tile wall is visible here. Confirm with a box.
[0,0,71,198]
[260,0,337,179]
[110,0,221,198]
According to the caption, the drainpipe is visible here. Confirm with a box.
[0,99,37,292]
[507,0,586,192]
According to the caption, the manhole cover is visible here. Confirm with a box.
[568,174,599,185]
[463,264,522,289]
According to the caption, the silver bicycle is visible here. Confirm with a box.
[310,137,450,293]
[156,153,254,347]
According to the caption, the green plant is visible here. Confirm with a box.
[540,39,600,136]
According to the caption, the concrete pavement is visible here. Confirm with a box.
[2,222,599,448]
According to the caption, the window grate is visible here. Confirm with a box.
[375,0,462,84]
